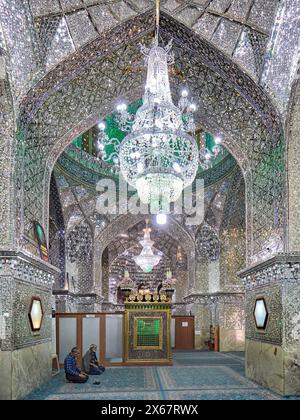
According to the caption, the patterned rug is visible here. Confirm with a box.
[24,352,298,400]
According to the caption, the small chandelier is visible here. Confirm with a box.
[118,0,199,206]
[133,220,162,273]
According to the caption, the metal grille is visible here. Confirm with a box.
[136,318,161,348]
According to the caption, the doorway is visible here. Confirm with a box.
[173,316,195,350]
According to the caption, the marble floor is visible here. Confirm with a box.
[25,352,298,400]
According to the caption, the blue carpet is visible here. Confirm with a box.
[24,352,299,400]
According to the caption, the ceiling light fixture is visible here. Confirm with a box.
[133,219,162,273]
[117,0,199,207]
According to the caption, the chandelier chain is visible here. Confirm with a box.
[156,0,160,40]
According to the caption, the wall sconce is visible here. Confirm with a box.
[28,297,44,332]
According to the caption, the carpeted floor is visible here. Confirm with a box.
[24,352,298,400]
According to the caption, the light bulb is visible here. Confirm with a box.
[215,136,222,144]
[189,103,197,113]
[156,214,167,225]
[98,122,106,131]
[173,162,181,173]
[181,89,189,98]
[117,103,127,113]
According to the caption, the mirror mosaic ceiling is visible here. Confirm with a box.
[29,0,280,83]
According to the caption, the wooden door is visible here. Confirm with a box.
[174,316,195,350]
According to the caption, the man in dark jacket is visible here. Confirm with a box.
[64,347,89,383]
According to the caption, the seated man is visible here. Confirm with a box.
[83,344,106,376]
[64,347,89,383]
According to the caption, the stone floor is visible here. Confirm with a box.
[25,352,299,400]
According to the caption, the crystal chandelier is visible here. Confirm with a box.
[133,220,162,273]
[117,0,199,206]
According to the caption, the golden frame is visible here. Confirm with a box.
[124,308,172,364]
[134,316,163,351]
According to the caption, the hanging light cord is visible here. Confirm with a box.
[156,0,160,41]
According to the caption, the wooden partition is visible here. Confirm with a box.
[55,313,124,367]
[56,313,199,367]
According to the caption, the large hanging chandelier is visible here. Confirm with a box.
[133,220,162,273]
[117,0,199,207]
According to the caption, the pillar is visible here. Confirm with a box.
[239,254,300,396]
[0,251,59,400]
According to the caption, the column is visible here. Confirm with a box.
[0,251,59,400]
[239,254,300,396]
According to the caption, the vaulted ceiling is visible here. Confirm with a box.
[30,0,280,81]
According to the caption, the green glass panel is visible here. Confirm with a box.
[136,319,160,347]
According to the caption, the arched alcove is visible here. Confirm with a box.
[15,12,284,267]
[93,213,195,297]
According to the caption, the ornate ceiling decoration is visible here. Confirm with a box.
[55,102,233,190]
[54,156,242,241]
[28,0,279,82]
[16,12,284,264]
[1,1,297,119]
[53,162,246,297]
[56,132,235,189]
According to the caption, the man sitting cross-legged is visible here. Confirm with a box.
[64,347,89,383]
[83,344,106,376]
